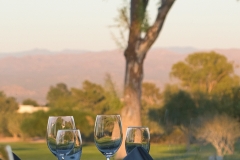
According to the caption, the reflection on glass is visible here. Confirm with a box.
[94,115,123,160]
[56,129,75,160]
[0,145,14,160]
[67,129,83,160]
[46,116,75,158]
[125,126,150,154]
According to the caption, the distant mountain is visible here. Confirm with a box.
[0,48,239,105]
[161,46,199,54]
[0,48,88,58]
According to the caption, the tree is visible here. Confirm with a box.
[7,113,25,139]
[20,109,95,140]
[170,52,239,95]
[21,111,51,138]
[141,82,164,138]
[0,91,19,114]
[220,86,240,118]
[109,0,239,157]
[170,52,240,117]
[115,1,175,158]
[46,83,72,108]
[0,91,19,136]
[165,52,240,153]
[22,98,39,106]
[71,80,107,114]
[71,78,123,114]
[46,79,122,115]
[103,74,123,114]
[141,82,162,106]
[162,85,197,149]
[194,114,240,158]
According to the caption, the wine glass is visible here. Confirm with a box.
[56,129,75,160]
[67,129,83,160]
[125,126,150,154]
[0,145,14,160]
[94,115,123,160]
[46,116,76,157]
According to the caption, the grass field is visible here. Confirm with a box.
[1,141,240,160]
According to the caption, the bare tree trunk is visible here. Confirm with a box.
[116,48,145,159]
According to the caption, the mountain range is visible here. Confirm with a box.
[0,47,239,105]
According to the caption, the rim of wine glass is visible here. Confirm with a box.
[96,114,121,116]
[48,116,74,117]
[127,126,149,129]
[48,116,75,123]
[47,116,76,132]
[57,129,81,132]
[96,115,121,119]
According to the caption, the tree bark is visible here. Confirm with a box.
[116,47,145,159]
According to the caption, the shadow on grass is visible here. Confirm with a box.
[151,143,215,160]
[151,142,240,160]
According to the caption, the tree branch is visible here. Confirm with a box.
[138,0,175,54]
[127,0,148,52]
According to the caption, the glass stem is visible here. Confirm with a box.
[57,154,65,160]
[106,158,110,160]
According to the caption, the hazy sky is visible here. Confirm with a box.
[0,0,240,53]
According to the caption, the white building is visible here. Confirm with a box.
[17,105,49,113]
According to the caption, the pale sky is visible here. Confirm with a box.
[0,0,240,53]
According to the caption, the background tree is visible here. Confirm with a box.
[162,85,197,149]
[46,78,122,114]
[219,86,240,118]
[194,114,240,158]
[170,52,239,95]
[164,52,240,150]
[170,51,240,116]
[21,77,121,139]
[141,82,164,139]
[7,113,25,139]
[103,74,123,114]
[0,91,19,137]
[71,80,111,114]
[20,109,95,140]
[21,111,48,138]
[115,1,175,158]
[46,83,73,109]
[141,82,162,106]
[0,91,19,113]
[71,77,123,114]
[22,98,39,107]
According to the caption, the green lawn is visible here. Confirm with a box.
[1,142,240,160]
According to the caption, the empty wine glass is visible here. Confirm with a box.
[46,116,75,158]
[125,126,150,154]
[94,115,123,160]
[56,129,75,160]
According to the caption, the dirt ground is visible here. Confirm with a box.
[0,137,45,143]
